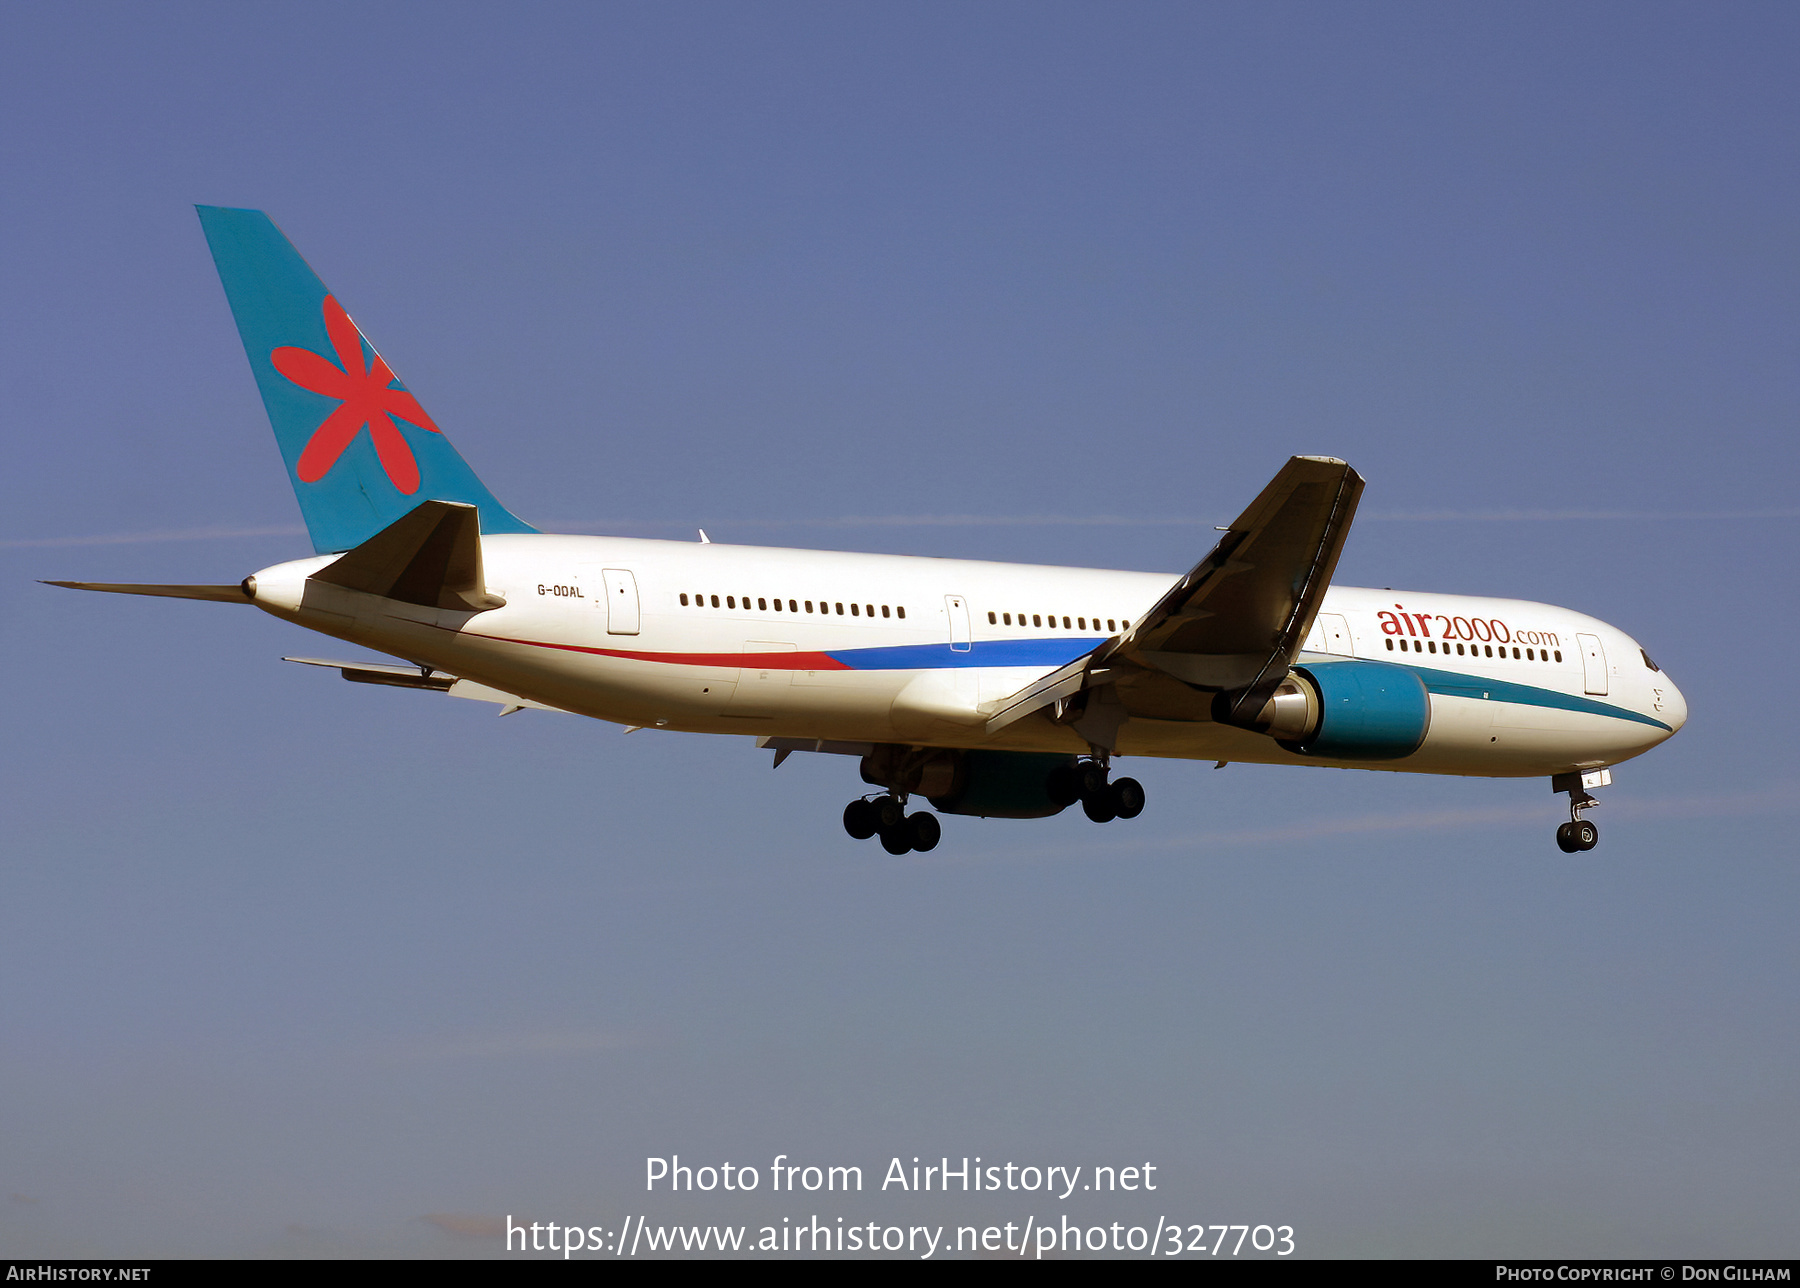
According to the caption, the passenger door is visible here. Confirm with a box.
[945,595,972,653]
[599,568,640,636]
[1314,612,1354,657]
[1576,632,1608,695]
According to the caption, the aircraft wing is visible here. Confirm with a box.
[984,456,1363,741]
[1105,455,1362,722]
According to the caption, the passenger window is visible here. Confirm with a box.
[988,611,997,625]
[1428,641,1437,653]
[1108,619,1116,631]
[1386,638,1394,651]
[897,607,905,619]
[1062,616,1071,629]
[804,600,813,613]
[756,597,765,611]
[1078,617,1086,630]
[772,598,781,611]
[1556,650,1564,663]
[881,605,890,618]
[850,603,859,616]
[1003,613,1012,625]
[1457,643,1465,655]
[726,595,735,608]
[835,602,843,615]
[1032,614,1042,627]
[711,595,720,608]
[680,593,689,606]
[1512,647,1520,659]
[1122,619,1130,629]
[865,605,874,617]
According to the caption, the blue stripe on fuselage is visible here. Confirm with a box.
[1396,663,1670,731]
[811,643,1666,731]
[825,637,1105,670]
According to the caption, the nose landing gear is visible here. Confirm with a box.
[1551,769,1609,852]
[843,794,940,854]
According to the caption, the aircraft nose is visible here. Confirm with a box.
[1659,673,1688,734]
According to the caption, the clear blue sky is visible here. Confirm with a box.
[2,1,1795,1258]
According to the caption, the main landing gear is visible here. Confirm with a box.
[843,794,941,855]
[1551,769,1610,853]
[1049,757,1145,825]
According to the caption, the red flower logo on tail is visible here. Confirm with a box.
[270,296,441,494]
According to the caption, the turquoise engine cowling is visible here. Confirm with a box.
[1281,660,1431,761]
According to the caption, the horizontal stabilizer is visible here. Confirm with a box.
[43,581,250,603]
[285,656,455,690]
[283,655,564,713]
[309,499,504,613]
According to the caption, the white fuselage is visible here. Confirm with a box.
[247,534,1686,779]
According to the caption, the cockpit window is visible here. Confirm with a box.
[1641,649,1661,672]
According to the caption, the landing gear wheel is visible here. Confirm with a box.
[1077,761,1109,798]
[844,799,878,840]
[1082,790,1118,823]
[906,812,941,853]
[1573,819,1599,851]
[872,795,905,831]
[879,825,913,855]
[1555,821,1579,853]
[1110,776,1145,819]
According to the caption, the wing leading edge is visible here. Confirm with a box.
[984,456,1363,743]
[1106,455,1363,721]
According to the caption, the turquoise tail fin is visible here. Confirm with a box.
[196,206,535,553]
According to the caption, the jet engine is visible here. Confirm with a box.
[1216,660,1431,761]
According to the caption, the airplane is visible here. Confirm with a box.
[46,207,1688,856]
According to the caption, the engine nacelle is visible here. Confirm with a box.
[1213,660,1430,761]
[1281,660,1430,760]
